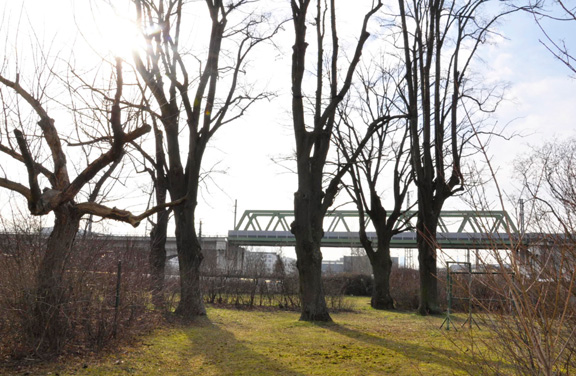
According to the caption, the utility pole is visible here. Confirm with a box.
[519,198,525,235]
[234,199,238,229]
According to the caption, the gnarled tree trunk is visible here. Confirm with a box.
[34,203,81,353]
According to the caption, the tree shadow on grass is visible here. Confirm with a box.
[183,316,304,376]
[313,321,512,374]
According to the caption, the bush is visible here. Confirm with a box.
[0,228,159,359]
[200,271,302,310]
[323,273,373,297]
[388,268,419,310]
[199,270,362,312]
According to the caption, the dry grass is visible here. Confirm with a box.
[0,297,513,376]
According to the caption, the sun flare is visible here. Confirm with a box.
[91,6,142,60]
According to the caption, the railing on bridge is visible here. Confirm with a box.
[228,210,519,249]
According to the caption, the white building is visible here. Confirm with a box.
[244,251,278,275]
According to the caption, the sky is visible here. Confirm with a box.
[1,0,575,262]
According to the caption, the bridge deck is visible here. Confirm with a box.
[227,230,516,249]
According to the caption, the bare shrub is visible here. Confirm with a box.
[0,219,46,357]
[0,227,159,359]
[465,240,576,375]
[275,274,301,310]
[198,267,359,312]
[197,265,447,313]
[323,273,373,297]
[200,271,302,311]
[390,267,421,310]
[448,139,576,375]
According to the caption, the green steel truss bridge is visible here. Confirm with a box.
[228,210,520,249]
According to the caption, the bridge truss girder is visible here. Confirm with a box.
[230,210,519,249]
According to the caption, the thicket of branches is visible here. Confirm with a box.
[0,1,574,372]
[0,216,160,358]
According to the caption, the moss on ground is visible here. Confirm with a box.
[1,298,510,375]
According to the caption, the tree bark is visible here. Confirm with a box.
[149,125,169,309]
[356,191,401,311]
[173,201,206,317]
[416,209,440,315]
[149,209,168,308]
[369,243,395,310]
[360,219,396,310]
[34,203,81,353]
[293,192,331,321]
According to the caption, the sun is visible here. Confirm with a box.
[90,4,143,60]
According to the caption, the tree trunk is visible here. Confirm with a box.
[149,208,168,309]
[149,125,169,309]
[417,212,440,315]
[173,204,206,317]
[370,246,395,310]
[34,203,81,353]
[295,241,330,321]
[293,192,331,322]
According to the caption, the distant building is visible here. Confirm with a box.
[343,255,372,274]
[322,260,344,274]
[244,251,277,275]
[282,257,297,275]
[323,255,399,275]
[163,236,247,275]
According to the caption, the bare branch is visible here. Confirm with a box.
[77,196,186,227]
[13,128,42,211]
[0,142,55,184]
[0,73,69,186]
[0,176,31,201]
[63,123,151,202]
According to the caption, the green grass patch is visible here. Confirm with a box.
[1,298,511,375]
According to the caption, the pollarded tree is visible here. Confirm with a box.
[396,0,515,314]
[131,0,279,317]
[0,58,177,352]
[289,0,383,321]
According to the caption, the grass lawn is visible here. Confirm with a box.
[1,298,508,375]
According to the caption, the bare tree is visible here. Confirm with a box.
[0,57,180,352]
[531,0,576,75]
[517,139,576,235]
[289,0,383,321]
[336,69,412,309]
[396,0,513,314]
[131,0,279,317]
